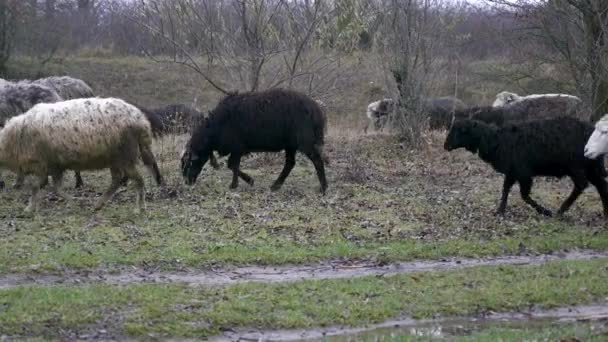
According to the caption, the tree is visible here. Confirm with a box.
[0,0,23,75]
[487,0,608,121]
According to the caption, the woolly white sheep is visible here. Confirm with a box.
[364,98,395,133]
[493,91,581,110]
[0,98,163,213]
[584,114,608,159]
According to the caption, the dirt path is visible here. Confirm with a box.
[209,303,608,341]
[0,250,606,289]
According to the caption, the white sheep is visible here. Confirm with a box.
[364,98,395,133]
[493,91,581,107]
[584,114,608,159]
[0,98,163,213]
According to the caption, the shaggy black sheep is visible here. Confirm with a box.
[451,106,526,127]
[425,96,466,130]
[139,104,204,134]
[444,117,608,217]
[453,94,583,129]
[181,89,328,193]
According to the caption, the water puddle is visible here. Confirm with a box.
[211,304,608,341]
[0,250,606,289]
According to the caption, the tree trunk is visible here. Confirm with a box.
[586,0,608,122]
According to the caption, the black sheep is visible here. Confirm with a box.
[452,105,530,127]
[444,117,608,217]
[425,96,466,130]
[181,89,328,193]
[139,104,205,134]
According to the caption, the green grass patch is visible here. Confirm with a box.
[0,259,607,338]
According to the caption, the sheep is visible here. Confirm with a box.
[584,114,608,159]
[30,76,94,100]
[364,98,395,133]
[138,104,204,134]
[181,89,328,194]
[0,82,62,126]
[425,96,466,130]
[453,94,585,128]
[0,98,163,213]
[492,91,582,116]
[2,77,94,189]
[444,117,608,217]
[0,81,89,189]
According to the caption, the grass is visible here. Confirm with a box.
[0,258,606,338]
[0,133,607,273]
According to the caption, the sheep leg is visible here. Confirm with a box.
[304,146,328,195]
[74,171,84,189]
[140,144,164,186]
[495,176,516,215]
[95,168,123,212]
[50,172,71,203]
[557,175,588,216]
[227,153,250,189]
[24,175,48,213]
[589,172,608,217]
[125,167,146,214]
[519,178,552,216]
[271,149,296,191]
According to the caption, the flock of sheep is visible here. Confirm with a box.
[367,91,608,217]
[0,78,328,214]
[1,72,608,219]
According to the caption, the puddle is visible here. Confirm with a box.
[0,250,606,289]
[210,304,608,341]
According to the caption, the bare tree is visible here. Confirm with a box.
[487,0,608,121]
[378,0,460,144]
[0,0,25,75]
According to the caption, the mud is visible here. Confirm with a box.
[0,250,606,289]
[210,303,608,341]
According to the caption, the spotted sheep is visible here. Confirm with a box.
[0,98,163,213]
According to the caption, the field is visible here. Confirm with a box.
[0,56,607,340]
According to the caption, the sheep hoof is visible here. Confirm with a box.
[0,180,4,190]
[494,209,506,217]
[539,209,553,217]
[229,183,238,190]
[270,183,282,192]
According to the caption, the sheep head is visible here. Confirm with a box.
[584,115,608,159]
[181,147,209,185]
[444,120,482,153]
[492,91,519,107]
